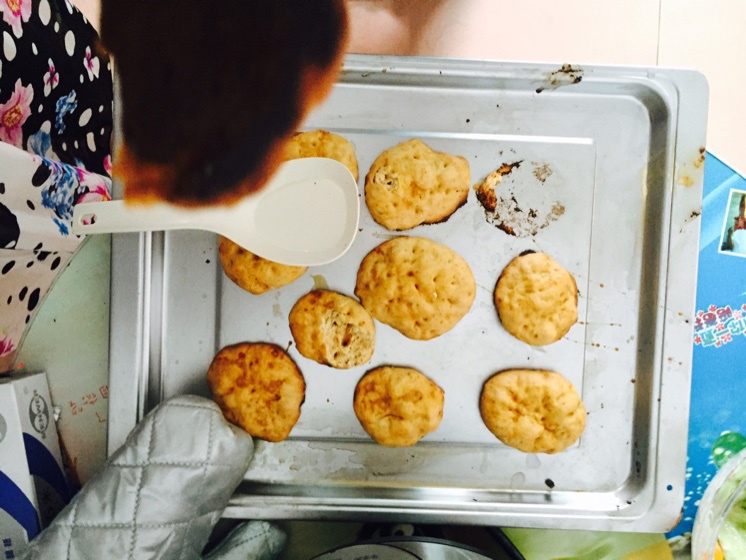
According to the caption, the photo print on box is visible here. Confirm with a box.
[719,189,746,257]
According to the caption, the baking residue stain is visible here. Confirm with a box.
[694,146,706,169]
[510,472,526,488]
[474,160,565,237]
[272,303,282,318]
[371,232,399,240]
[678,175,695,187]
[677,147,707,187]
[535,64,584,93]
[312,274,329,290]
[533,163,553,183]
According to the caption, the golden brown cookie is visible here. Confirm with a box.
[495,252,578,345]
[354,366,444,447]
[285,130,359,181]
[218,236,307,295]
[365,139,470,230]
[289,290,375,369]
[480,369,586,454]
[355,236,476,340]
[207,342,305,442]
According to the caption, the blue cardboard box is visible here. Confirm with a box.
[0,372,69,557]
[669,154,746,538]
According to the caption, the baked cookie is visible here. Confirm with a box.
[218,130,357,292]
[480,369,586,454]
[495,252,578,345]
[354,366,444,447]
[207,342,305,442]
[289,290,375,369]
[218,236,307,295]
[286,130,359,181]
[365,139,470,230]
[355,236,476,340]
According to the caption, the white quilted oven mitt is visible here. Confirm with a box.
[21,395,285,560]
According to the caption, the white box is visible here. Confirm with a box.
[0,372,69,557]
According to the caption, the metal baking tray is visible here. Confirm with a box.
[107,55,708,531]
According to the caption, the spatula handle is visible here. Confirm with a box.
[72,200,213,235]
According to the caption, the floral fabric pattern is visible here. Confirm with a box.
[43,58,59,96]
[0,79,33,147]
[0,334,14,357]
[83,46,98,80]
[0,0,31,38]
[0,0,113,176]
[0,0,113,372]
[54,90,76,132]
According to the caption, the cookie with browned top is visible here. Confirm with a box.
[289,289,375,369]
[354,366,444,447]
[480,369,586,454]
[207,342,305,442]
[355,236,476,340]
[286,130,359,181]
[365,139,470,230]
[495,252,578,345]
[218,236,307,295]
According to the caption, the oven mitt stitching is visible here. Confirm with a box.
[20,395,268,560]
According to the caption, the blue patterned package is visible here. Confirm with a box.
[0,371,69,557]
[668,154,746,541]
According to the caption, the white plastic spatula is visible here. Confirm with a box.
[72,157,360,266]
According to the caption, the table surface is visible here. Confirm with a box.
[17,0,746,556]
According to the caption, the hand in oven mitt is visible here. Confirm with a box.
[20,395,285,560]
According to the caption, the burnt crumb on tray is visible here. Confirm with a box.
[475,182,498,212]
[536,64,584,93]
[474,160,565,237]
[497,223,516,236]
[551,64,583,84]
[474,161,522,213]
[498,161,522,174]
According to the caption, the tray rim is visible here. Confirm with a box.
[107,55,708,532]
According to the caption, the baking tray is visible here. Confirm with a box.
[107,55,708,531]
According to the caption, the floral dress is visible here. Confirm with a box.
[0,0,113,371]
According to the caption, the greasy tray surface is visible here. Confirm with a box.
[108,56,708,531]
